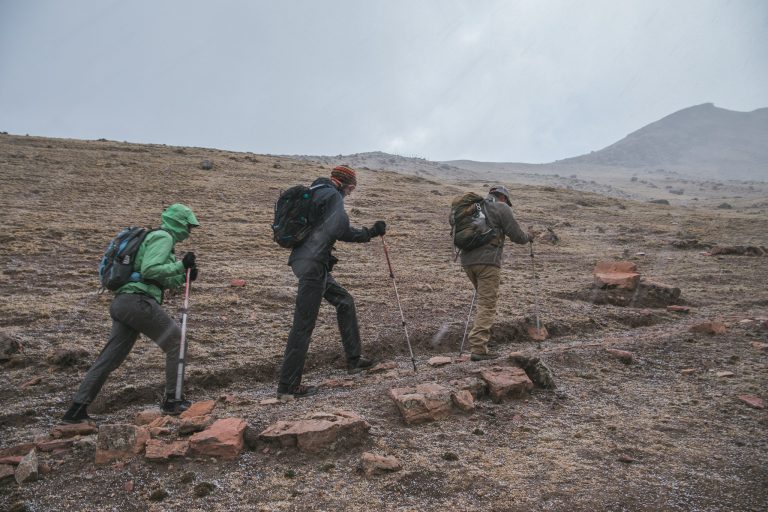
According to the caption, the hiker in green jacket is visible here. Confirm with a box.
[460,186,532,361]
[62,204,200,423]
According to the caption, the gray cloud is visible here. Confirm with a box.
[1,0,766,162]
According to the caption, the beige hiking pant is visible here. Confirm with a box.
[463,264,501,355]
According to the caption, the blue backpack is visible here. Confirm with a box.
[98,227,154,292]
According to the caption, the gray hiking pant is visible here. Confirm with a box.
[73,293,181,404]
[278,259,362,393]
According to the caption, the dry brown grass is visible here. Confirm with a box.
[1,134,766,511]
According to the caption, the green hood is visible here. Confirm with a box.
[160,203,199,242]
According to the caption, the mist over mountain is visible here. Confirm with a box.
[294,104,767,183]
[553,103,768,179]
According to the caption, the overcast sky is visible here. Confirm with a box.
[1,1,766,163]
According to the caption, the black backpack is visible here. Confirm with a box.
[271,183,328,248]
[98,227,153,292]
[449,192,499,252]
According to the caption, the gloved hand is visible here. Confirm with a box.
[369,220,386,237]
[189,266,199,282]
[182,252,196,269]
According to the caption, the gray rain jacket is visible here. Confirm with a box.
[459,195,530,268]
[288,177,372,267]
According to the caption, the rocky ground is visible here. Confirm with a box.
[0,133,766,511]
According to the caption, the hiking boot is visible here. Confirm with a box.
[61,402,97,424]
[161,396,192,416]
[347,356,376,375]
[470,352,500,362]
[277,384,318,402]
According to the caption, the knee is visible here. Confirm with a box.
[158,324,182,352]
[336,295,356,314]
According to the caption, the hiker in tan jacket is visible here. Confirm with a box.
[460,185,532,360]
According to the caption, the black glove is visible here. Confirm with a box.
[189,266,198,282]
[369,220,386,238]
[182,252,196,269]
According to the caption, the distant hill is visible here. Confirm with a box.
[553,103,768,179]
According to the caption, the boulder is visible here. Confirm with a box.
[690,321,727,335]
[605,348,634,364]
[448,377,487,399]
[147,415,177,429]
[145,439,190,461]
[508,353,557,389]
[667,305,690,313]
[14,450,38,485]
[737,395,765,410]
[594,261,640,290]
[450,390,475,412]
[0,464,15,484]
[36,438,75,452]
[575,278,680,308]
[527,326,549,341]
[46,348,89,368]
[480,367,533,403]
[388,383,453,425]
[180,400,216,419]
[0,443,37,457]
[361,452,402,476]
[230,279,246,287]
[259,411,370,454]
[135,409,162,426]
[0,334,21,362]
[320,378,355,388]
[51,422,98,439]
[709,246,766,257]
[427,356,452,367]
[178,415,214,435]
[95,424,150,464]
[190,418,247,459]
[369,361,398,373]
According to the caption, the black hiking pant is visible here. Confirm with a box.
[278,259,362,393]
[73,293,181,404]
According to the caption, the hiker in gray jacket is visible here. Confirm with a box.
[461,185,532,360]
[278,165,386,400]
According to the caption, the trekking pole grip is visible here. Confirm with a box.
[381,236,395,278]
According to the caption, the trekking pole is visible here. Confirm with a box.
[458,288,477,356]
[174,268,192,401]
[529,242,542,333]
[381,236,417,372]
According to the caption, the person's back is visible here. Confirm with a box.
[278,166,386,400]
[460,194,529,268]
[288,177,348,266]
[61,203,201,423]
[460,185,531,361]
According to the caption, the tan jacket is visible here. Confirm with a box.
[460,196,530,268]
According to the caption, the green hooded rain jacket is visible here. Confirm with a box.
[116,203,199,304]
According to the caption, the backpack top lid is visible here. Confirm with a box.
[450,192,485,226]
